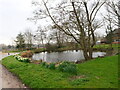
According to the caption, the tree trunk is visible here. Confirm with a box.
[88,48,93,59]
[110,43,113,49]
[82,46,93,60]
[83,49,89,61]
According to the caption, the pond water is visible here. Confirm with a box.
[32,50,106,63]
[0,52,19,60]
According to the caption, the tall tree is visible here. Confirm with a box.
[34,26,46,48]
[104,1,119,47]
[50,28,68,48]
[31,0,105,60]
[105,1,120,28]
[24,29,33,49]
[104,14,114,48]
[15,33,25,50]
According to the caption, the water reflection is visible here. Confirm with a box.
[0,52,19,60]
[32,50,106,63]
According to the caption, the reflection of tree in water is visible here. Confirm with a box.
[32,50,106,63]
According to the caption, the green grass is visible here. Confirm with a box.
[6,48,46,53]
[4,49,27,53]
[93,44,120,49]
[77,56,118,88]
[1,55,118,88]
[55,44,120,52]
[32,48,46,53]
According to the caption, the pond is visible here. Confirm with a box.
[0,52,19,60]
[32,50,106,63]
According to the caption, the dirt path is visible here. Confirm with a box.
[0,52,26,89]
[1,65,25,88]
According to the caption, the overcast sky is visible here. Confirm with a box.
[0,0,37,45]
[0,0,113,45]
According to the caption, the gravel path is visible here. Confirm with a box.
[0,52,26,89]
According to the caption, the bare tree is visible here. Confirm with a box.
[50,28,67,48]
[34,26,46,48]
[105,1,120,28]
[24,29,33,49]
[103,1,120,48]
[31,0,105,60]
[103,13,114,48]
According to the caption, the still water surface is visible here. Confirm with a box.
[32,50,106,63]
[0,52,19,60]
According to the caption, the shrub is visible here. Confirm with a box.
[20,50,33,58]
[13,55,30,63]
[33,48,46,53]
[45,64,49,68]
[41,62,46,66]
[57,61,71,71]
[41,62,56,69]
[58,61,77,74]
[48,63,55,69]
[63,64,77,74]
[41,62,49,68]
[45,44,58,52]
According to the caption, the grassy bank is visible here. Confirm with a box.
[93,44,120,49]
[3,49,27,53]
[36,44,120,53]
[1,55,118,88]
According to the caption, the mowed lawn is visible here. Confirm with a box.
[1,55,118,88]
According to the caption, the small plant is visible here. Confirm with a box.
[41,62,56,69]
[63,64,77,74]
[48,63,55,69]
[41,62,46,66]
[45,64,49,68]
[58,61,77,74]
[41,62,49,68]
[58,61,71,71]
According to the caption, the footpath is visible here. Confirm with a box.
[0,52,25,89]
